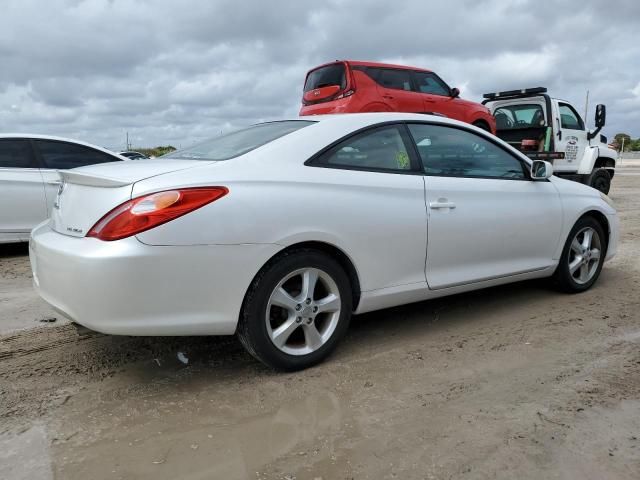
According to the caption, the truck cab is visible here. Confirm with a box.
[483,87,616,194]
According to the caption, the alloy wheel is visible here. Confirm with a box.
[265,268,341,356]
[568,227,602,285]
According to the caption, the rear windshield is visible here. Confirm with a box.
[493,104,545,130]
[304,63,346,92]
[168,121,315,161]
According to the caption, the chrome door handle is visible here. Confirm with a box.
[46,180,62,185]
[429,201,456,209]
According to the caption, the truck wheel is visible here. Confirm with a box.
[586,168,611,194]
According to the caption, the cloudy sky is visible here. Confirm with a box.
[1,0,639,150]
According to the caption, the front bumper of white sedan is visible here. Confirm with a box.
[604,212,619,262]
[29,222,280,336]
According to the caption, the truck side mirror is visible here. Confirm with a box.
[594,104,606,128]
[531,160,553,180]
[450,87,460,98]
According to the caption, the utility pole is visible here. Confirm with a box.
[126,131,129,151]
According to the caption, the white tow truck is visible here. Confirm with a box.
[483,87,616,194]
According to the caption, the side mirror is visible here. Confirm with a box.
[531,160,553,180]
[594,104,606,128]
[450,87,460,98]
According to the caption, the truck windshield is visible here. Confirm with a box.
[494,104,545,130]
[169,121,315,161]
[304,64,346,92]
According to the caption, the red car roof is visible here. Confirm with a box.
[307,60,432,74]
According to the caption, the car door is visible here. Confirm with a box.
[307,124,427,291]
[368,68,423,112]
[406,123,563,289]
[0,138,48,239]
[553,102,588,171]
[33,139,123,213]
[411,71,463,119]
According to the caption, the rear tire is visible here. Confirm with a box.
[237,249,352,371]
[585,168,611,194]
[552,216,606,293]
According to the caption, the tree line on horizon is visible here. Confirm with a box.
[613,133,640,152]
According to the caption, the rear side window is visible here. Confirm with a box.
[35,140,120,169]
[313,126,413,172]
[365,68,412,91]
[0,139,36,168]
[412,72,450,96]
[304,64,346,92]
[408,123,526,179]
[170,121,315,161]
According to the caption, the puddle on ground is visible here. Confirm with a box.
[51,391,351,479]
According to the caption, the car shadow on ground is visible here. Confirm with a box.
[0,242,29,258]
[0,240,572,382]
[40,279,558,381]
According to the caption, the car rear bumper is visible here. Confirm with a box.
[29,223,280,336]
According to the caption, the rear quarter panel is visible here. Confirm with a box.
[133,121,428,292]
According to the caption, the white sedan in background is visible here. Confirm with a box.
[0,134,127,243]
[29,113,618,370]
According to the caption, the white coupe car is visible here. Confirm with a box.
[29,113,618,370]
[0,134,127,243]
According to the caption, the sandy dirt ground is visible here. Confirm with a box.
[1,172,639,480]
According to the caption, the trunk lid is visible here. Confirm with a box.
[50,159,209,237]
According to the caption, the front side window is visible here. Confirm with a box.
[559,103,584,130]
[0,139,35,168]
[35,140,120,169]
[314,126,413,172]
[413,72,450,96]
[408,123,526,179]
[170,121,314,161]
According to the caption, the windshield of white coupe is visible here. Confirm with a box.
[169,121,315,160]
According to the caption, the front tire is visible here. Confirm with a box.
[552,216,606,293]
[586,168,611,194]
[472,120,492,133]
[237,249,352,371]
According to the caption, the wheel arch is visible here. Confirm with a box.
[470,112,496,134]
[246,240,362,311]
[578,210,610,250]
[594,157,616,178]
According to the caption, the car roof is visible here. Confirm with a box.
[308,60,432,73]
[282,112,463,128]
[0,133,128,160]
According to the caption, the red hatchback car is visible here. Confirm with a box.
[300,60,495,134]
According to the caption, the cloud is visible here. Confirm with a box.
[0,0,639,150]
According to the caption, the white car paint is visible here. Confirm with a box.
[29,113,618,337]
[0,134,128,243]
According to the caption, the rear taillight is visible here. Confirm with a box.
[87,187,228,241]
